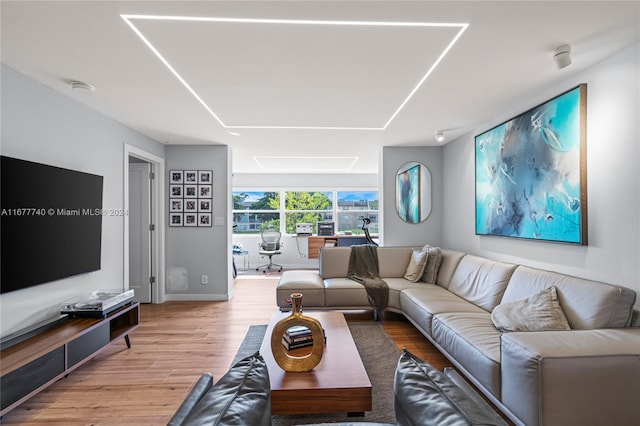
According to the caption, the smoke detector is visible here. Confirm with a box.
[553,44,572,69]
[70,80,95,94]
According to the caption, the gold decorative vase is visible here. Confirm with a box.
[270,293,324,372]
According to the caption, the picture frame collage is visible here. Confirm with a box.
[169,170,213,227]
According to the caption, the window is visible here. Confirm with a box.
[232,190,378,235]
[337,191,379,234]
[232,192,280,233]
[284,191,332,234]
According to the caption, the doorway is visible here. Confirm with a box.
[124,145,165,304]
[128,159,152,302]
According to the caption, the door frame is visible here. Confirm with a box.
[123,144,166,304]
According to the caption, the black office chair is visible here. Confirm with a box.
[362,217,378,246]
[256,229,283,273]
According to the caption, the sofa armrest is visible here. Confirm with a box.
[167,373,214,426]
[501,329,640,426]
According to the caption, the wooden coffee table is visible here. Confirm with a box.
[260,311,372,415]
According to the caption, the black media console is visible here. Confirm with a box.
[0,302,140,415]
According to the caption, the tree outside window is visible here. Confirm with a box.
[284,192,332,234]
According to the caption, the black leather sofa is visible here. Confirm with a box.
[168,349,507,426]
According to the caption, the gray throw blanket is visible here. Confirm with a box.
[347,245,389,312]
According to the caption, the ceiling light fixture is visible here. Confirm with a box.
[70,80,95,94]
[435,131,445,142]
[553,44,572,69]
[121,14,469,131]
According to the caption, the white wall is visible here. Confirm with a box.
[0,65,166,338]
[442,42,640,302]
[165,145,232,300]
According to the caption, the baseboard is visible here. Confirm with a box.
[164,293,229,301]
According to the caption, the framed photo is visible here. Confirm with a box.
[184,170,198,184]
[184,213,198,227]
[184,199,197,212]
[169,213,183,227]
[170,199,183,212]
[199,185,212,198]
[475,84,587,244]
[199,199,211,212]
[168,169,215,230]
[184,185,198,198]
[198,213,212,227]
[170,184,183,198]
[169,170,183,184]
[396,163,421,224]
[198,170,212,184]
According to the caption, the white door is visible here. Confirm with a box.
[129,162,152,303]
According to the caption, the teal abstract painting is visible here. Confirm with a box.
[475,85,587,244]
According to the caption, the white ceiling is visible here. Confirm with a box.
[2,1,639,174]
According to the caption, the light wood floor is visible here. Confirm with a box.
[1,275,452,425]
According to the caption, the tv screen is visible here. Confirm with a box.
[1,156,104,293]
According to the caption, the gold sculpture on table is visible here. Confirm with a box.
[270,293,324,372]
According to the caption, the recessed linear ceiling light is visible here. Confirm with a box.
[121,15,468,131]
[253,156,359,172]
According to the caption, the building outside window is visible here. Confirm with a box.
[337,191,379,234]
[232,190,378,235]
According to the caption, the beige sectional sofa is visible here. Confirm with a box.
[276,246,640,426]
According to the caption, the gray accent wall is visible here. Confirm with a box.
[442,42,640,302]
[165,145,232,300]
[0,65,165,338]
[382,146,443,247]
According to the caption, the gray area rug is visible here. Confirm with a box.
[232,322,400,425]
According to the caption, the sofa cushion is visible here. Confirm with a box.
[432,312,502,397]
[384,278,425,311]
[276,270,325,309]
[404,248,429,282]
[434,249,466,289]
[503,265,637,329]
[394,349,507,426]
[400,286,487,336]
[182,352,271,426]
[420,245,443,284]
[447,255,516,312]
[491,286,571,332]
[324,278,370,307]
[319,247,352,279]
[378,247,414,277]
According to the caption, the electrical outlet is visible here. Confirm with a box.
[201,275,208,285]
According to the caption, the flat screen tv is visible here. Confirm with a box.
[1,156,104,294]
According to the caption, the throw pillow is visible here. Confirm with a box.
[491,286,571,332]
[421,245,443,284]
[182,352,271,426]
[404,249,429,282]
[394,349,508,426]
